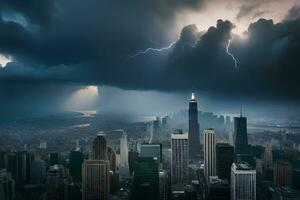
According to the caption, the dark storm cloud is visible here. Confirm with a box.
[236,4,260,20]
[0,0,300,115]
[285,4,300,20]
[0,0,56,26]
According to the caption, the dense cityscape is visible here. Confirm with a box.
[1,92,300,200]
[1,0,300,200]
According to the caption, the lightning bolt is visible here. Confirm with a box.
[226,39,238,70]
[128,41,176,58]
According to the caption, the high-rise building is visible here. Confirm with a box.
[204,128,216,181]
[49,152,59,166]
[171,131,189,184]
[132,157,159,200]
[151,117,161,143]
[128,150,139,175]
[231,162,256,200]
[216,143,234,181]
[225,116,231,125]
[119,131,130,179]
[0,169,15,200]
[208,176,230,200]
[233,115,249,160]
[92,134,107,160]
[159,170,169,200]
[140,143,162,163]
[188,92,200,160]
[69,151,84,183]
[107,146,116,173]
[31,159,46,184]
[46,165,68,200]
[263,144,273,169]
[82,160,110,200]
[0,152,7,170]
[274,161,292,187]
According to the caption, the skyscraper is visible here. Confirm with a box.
[92,134,107,160]
[204,128,216,181]
[188,92,200,160]
[0,169,15,200]
[216,143,234,181]
[140,143,162,163]
[107,146,116,173]
[171,131,189,184]
[128,150,139,175]
[119,131,130,178]
[82,160,110,200]
[132,157,159,200]
[69,151,84,183]
[263,144,273,169]
[233,115,249,159]
[231,162,256,200]
[274,161,292,187]
[82,135,110,200]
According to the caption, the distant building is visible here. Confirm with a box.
[82,160,110,200]
[216,143,234,181]
[107,146,116,173]
[151,117,160,143]
[231,162,256,200]
[119,131,130,179]
[140,143,162,163]
[69,151,84,183]
[225,116,231,125]
[171,131,189,184]
[188,92,200,160]
[274,161,292,187]
[50,152,59,166]
[263,144,273,169]
[46,165,68,200]
[132,157,159,200]
[31,159,46,184]
[0,169,15,200]
[208,176,230,200]
[204,128,216,181]
[273,187,299,200]
[233,115,249,158]
[162,116,169,127]
[128,150,139,175]
[92,134,107,160]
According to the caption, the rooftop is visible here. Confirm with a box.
[235,162,255,170]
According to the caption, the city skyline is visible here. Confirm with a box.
[1,0,300,200]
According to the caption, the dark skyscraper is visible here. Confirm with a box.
[92,134,107,160]
[132,157,159,200]
[188,92,200,160]
[69,151,84,183]
[233,115,249,157]
[216,143,234,181]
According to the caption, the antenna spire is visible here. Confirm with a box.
[240,105,243,117]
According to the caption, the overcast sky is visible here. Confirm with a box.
[0,0,300,117]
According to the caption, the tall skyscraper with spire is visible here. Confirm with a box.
[188,92,200,160]
[82,134,109,200]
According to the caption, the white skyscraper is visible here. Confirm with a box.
[171,131,189,184]
[231,162,256,200]
[204,128,216,181]
[119,131,130,178]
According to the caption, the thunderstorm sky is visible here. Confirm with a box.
[0,0,300,118]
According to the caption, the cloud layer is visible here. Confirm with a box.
[0,0,300,116]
